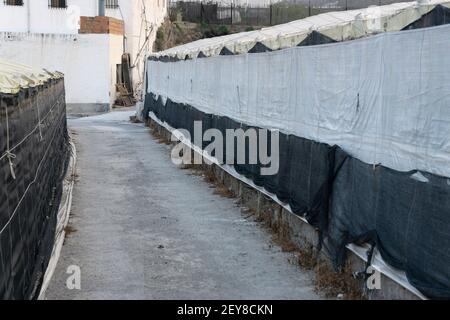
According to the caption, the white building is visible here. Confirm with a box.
[0,0,168,113]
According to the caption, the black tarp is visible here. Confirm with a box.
[402,5,450,30]
[297,31,337,46]
[327,148,450,300]
[248,42,273,53]
[219,47,235,56]
[0,79,69,300]
[144,92,450,299]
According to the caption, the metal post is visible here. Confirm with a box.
[26,0,31,32]
[231,2,233,25]
[270,4,272,26]
[99,0,105,16]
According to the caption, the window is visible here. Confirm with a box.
[48,0,66,9]
[106,0,119,9]
[4,0,24,5]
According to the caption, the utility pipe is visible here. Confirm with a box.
[99,0,105,16]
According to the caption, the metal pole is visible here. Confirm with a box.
[270,4,272,26]
[231,2,233,25]
[99,0,106,16]
[26,0,31,32]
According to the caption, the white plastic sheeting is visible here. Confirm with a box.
[154,0,450,59]
[147,24,450,178]
[0,59,63,94]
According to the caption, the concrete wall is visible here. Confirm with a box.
[0,3,28,33]
[108,34,125,106]
[0,0,95,34]
[116,0,168,95]
[0,32,122,112]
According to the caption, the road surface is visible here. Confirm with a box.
[45,109,322,300]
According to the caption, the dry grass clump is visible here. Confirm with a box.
[213,185,235,199]
[271,221,298,253]
[314,260,364,300]
[64,225,77,236]
[296,243,318,271]
[202,166,217,184]
[251,209,364,300]
[148,121,172,145]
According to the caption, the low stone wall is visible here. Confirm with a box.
[66,103,110,116]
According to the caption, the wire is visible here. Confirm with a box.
[0,99,66,236]
[132,0,154,68]
[0,96,61,162]
[4,104,17,180]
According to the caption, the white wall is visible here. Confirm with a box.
[0,0,96,34]
[0,32,120,106]
[108,34,125,106]
[0,4,28,33]
[115,0,168,95]
[0,0,168,108]
[0,1,167,38]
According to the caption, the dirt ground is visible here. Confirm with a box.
[153,19,261,52]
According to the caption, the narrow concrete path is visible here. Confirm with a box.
[45,110,322,300]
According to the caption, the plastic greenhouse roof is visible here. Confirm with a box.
[0,59,63,95]
[151,0,450,60]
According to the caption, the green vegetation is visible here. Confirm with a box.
[154,29,165,52]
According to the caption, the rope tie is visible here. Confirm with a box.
[6,151,16,180]
[4,105,16,180]
[37,103,43,142]
[236,85,242,113]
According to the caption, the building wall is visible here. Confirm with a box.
[0,32,121,111]
[0,1,168,111]
[108,34,125,106]
[0,0,94,34]
[0,3,28,33]
[117,0,168,95]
